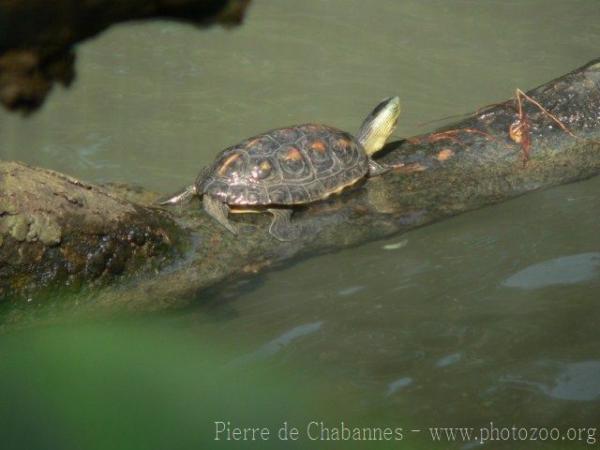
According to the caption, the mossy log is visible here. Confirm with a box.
[1,59,599,323]
[0,164,187,301]
[0,0,251,112]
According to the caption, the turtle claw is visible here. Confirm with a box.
[268,208,298,242]
[368,159,390,177]
[203,195,237,235]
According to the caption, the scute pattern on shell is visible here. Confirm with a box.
[198,124,369,206]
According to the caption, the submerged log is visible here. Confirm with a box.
[0,0,251,112]
[1,59,599,322]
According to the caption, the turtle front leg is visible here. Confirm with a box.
[203,195,237,235]
[368,158,391,177]
[267,208,297,241]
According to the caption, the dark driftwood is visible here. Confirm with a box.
[1,59,599,323]
[0,0,250,112]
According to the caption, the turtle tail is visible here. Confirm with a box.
[158,185,198,206]
[357,96,401,155]
[159,166,212,206]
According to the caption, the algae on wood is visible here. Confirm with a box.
[0,162,188,301]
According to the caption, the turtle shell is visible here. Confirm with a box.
[198,124,369,206]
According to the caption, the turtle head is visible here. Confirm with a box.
[357,96,401,156]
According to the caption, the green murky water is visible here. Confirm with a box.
[1,0,600,448]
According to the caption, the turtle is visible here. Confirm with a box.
[161,96,401,241]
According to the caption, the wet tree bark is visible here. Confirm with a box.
[0,0,251,112]
[0,163,188,301]
[1,59,599,324]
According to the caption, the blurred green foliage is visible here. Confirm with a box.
[0,322,412,450]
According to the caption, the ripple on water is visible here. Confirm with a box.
[502,252,600,289]
[385,377,413,397]
[382,239,408,251]
[502,360,600,401]
[229,321,324,367]
[435,352,462,368]
[337,286,366,296]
